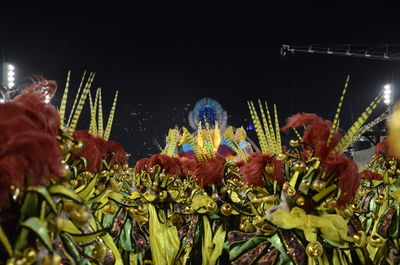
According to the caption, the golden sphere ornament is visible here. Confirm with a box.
[159,191,168,200]
[71,207,90,226]
[294,162,306,172]
[353,231,367,247]
[306,242,323,258]
[42,254,61,265]
[265,166,275,175]
[71,140,84,153]
[312,180,325,192]
[290,139,300,147]
[375,194,386,206]
[211,193,219,201]
[367,234,385,248]
[296,196,305,206]
[220,203,232,216]
[184,205,193,214]
[207,201,217,212]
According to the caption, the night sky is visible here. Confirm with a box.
[2,3,400,161]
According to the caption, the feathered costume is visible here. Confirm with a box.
[1,73,399,265]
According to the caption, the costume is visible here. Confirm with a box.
[0,74,395,265]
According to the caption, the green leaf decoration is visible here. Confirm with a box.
[27,186,57,213]
[0,225,12,256]
[69,230,106,244]
[49,185,82,203]
[21,217,53,251]
[78,175,97,200]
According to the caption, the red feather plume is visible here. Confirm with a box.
[146,154,183,177]
[282,113,341,161]
[360,169,383,181]
[375,138,394,157]
[192,156,226,188]
[322,154,360,207]
[73,131,103,173]
[238,152,285,187]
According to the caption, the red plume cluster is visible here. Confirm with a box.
[190,156,226,188]
[282,113,341,161]
[374,138,394,157]
[73,131,128,173]
[283,113,360,207]
[134,154,226,188]
[238,152,285,187]
[322,154,360,207]
[0,80,62,202]
[360,169,383,181]
[134,154,183,176]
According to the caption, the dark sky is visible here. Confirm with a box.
[2,3,400,161]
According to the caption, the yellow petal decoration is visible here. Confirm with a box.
[271,207,353,243]
[202,216,226,265]
[390,189,400,202]
[149,204,180,265]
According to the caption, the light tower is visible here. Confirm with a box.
[2,63,16,88]
[383,83,393,106]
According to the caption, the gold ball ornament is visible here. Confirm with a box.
[62,163,72,178]
[265,166,275,175]
[207,201,217,212]
[113,164,121,172]
[211,193,219,201]
[103,202,117,215]
[70,140,84,153]
[375,194,386,206]
[93,242,107,262]
[276,153,287,161]
[220,203,233,216]
[71,207,90,226]
[294,162,306,172]
[312,180,325,192]
[159,190,168,200]
[52,216,65,232]
[367,234,385,248]
[286,186,296,196]
[306,242,323,259]
[296,196,305,206]
[353,231,367,247]
[184,205,193,214]
[42,254,61,265]
[69,179,78,187]
[290,139,300,147]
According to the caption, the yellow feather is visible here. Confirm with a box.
[97,89,104,138]
[333,95,382,153]
[274,104,281,154]
[327,75,350,146]
[68,72,95,133]
[59,71,71,127]
[67,71,87,127]
[257,100,273,154]
[104,91,119,140]
[248,101,268,153]
[88,89,97,135]
[264,101,277,153]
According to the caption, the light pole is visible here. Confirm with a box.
[3,63,15,88]
[383,83,393,106]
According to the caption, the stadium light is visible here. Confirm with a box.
[3,63,16,89]
[383,83,392,106]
